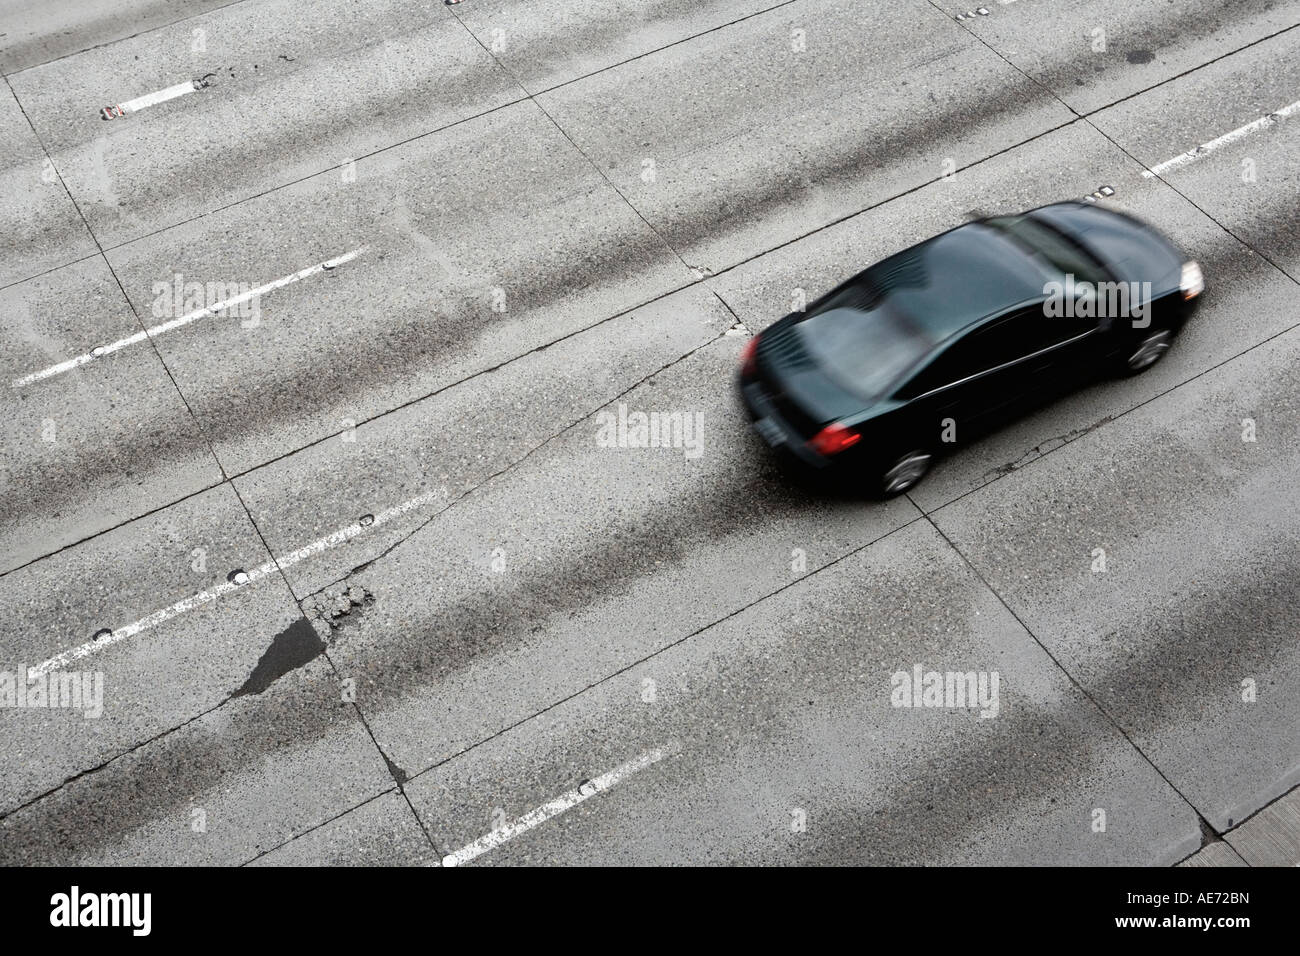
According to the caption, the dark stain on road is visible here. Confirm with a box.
[383,754,409,787]
[232,616,326,698]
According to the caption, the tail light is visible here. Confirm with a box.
[808,422,861,456]
[740,336,759,376]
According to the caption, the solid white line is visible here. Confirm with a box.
[11,248,367,389]
[440,747,672,867]
[120,81,201,114]
[1141,100,1300,178]
[28,485,442,678]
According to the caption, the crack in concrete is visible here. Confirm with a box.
[981,415,1115,482]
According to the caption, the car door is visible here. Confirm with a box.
[894,309,1074,442]
[1007,303,1104,388]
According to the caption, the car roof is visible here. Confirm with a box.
[848,222,1048,343]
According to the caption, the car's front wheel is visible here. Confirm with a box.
[878,449,932,496]
[1122,327,1174,374]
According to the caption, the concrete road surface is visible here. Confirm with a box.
[1,0,1298,865]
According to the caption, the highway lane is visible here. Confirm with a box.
[7,0,519,248]
[0,255,222,572]
[233,284,733,599]
[0,0,242,74]
[318,335,920,773]
[0,82,96,287]
[1,0,1297,865]
[450,0,794,94]
[406,517,1201,866]
[536,0,1074,271]
[955,0,1299,115]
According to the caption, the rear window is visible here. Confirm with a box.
[799,225,1047,399]
[815,227,1047,340]
[798,305,936,401]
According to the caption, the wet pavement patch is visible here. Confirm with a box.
[232,616,327,698]
[384,754,409,787]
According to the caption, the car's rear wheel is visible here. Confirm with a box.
[879,449,932,496]
[1123,327,1173,374]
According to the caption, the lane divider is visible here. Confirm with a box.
[1141,99,1300,178]
[440,746,674,867]
[1083,99,1300,202]
[11,248,367,389]
[101,76,214,120]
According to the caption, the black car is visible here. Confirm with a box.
[739,201,1204,495]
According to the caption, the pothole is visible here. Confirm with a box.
[309,584,376,632]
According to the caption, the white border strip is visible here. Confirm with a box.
[1141,100,1300,178]
[11,248,366,389]
[441,746,672,867]
[29,485,442,678]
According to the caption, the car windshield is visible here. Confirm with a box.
[984,215,1108,285]
[798,304,937,401]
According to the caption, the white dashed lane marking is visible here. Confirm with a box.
[440,746,674,867]
[1141,99,1300,178]
[11,248,367,388]
[29,485,442,678]
[101,79,206,119]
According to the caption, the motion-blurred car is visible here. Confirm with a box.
[739,201,1204,495]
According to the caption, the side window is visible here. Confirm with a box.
[897,336,984,398]
[898,308,1091,399]
[961,317,1023,370]
[1006,306,1096,353]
